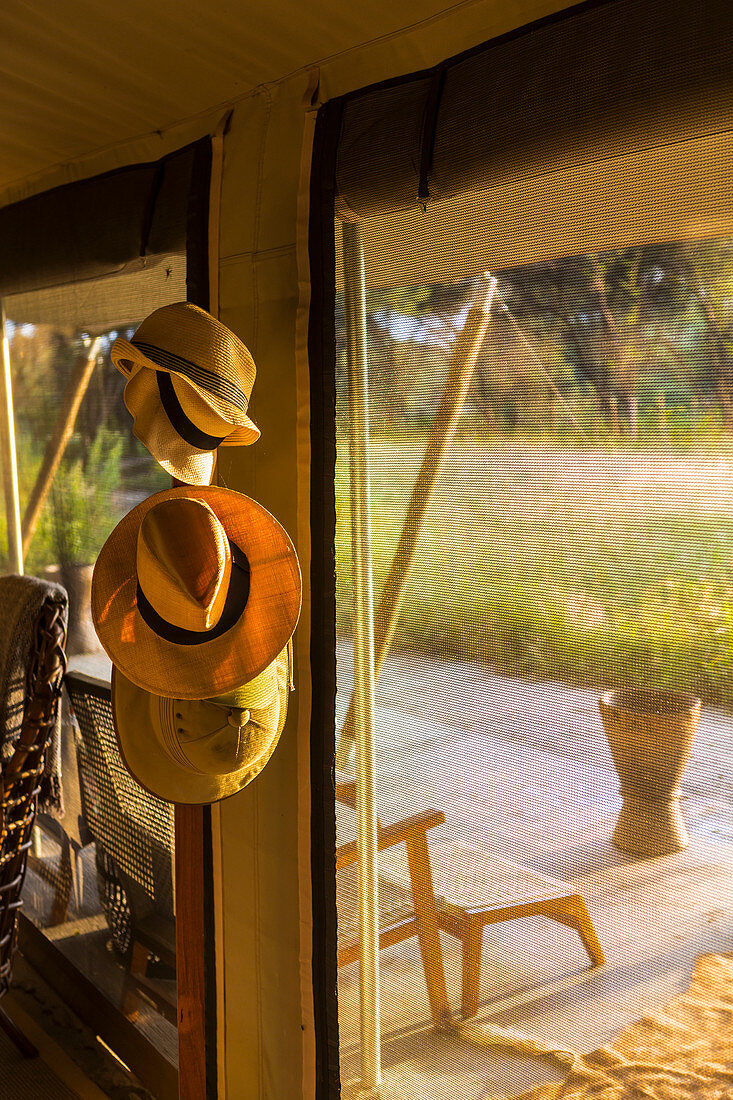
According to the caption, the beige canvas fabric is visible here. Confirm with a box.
[91,486,301,699]
[111,302,260,484]
[112,643,292,803]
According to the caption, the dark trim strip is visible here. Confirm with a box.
[182,152,218,1099]
[140,159,167,257]
[185,137,213,316]
[156,372,227,450]
[417,64,448,203]
[308,98,343,1100]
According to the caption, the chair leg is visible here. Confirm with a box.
[0,1005,37,1058]
[461,919,484,1020]
[72,847,84,911]
[406,835,451,1028]
[49,835,73,926]
[550,895,605,967]
[29,820,74,926]
[121,940,150,1021]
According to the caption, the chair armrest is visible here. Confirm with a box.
[336,809,445,870]
[335,780,356,808]
[335,780,384,828]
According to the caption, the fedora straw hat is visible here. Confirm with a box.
[110,302,260,484]
[112,644,292,804]
[91,486,301,699]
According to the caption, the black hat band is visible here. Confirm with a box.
[156,371,228,450]
[136,539,251,646]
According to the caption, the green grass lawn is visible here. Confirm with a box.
[336,434,733,707]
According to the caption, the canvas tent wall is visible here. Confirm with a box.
[1,0,728,1096]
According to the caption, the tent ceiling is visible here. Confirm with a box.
[0,0,492,192]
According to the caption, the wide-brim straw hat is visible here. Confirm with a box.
[112,644,292,804]
[110,302,260,483]
[92,486,301,699]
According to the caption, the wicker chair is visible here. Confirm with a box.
[0,575,67,1056]
[65,671,176,1023]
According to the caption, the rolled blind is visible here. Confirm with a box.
[0,138,210,299]
[335,0,733,220]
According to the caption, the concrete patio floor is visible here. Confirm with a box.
[335,644,733,1099]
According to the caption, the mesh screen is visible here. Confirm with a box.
[13,264,181,1067]
[70,678,174,920]
[334,206,733,1099]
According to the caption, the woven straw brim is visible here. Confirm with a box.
[112,338,260,443]
[111,646,290,803]
[92,486,301,699]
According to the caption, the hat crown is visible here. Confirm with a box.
[137,498,232,632]
[133,302,256,399]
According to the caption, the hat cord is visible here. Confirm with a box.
[136,539,250,645]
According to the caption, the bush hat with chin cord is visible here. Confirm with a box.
[110,301,260,484]
[111,643,293,804]
[91,486,301,700]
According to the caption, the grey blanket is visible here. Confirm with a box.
[0,574,68,815]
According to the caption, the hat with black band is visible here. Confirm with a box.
[110,302,260,486]
[91,486,301,700]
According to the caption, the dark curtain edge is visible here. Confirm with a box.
[309,98,343,1099]
[306,2,622,1094]
[305,5,618,1092]
[186,138,213,315]
[184,134,217,1100]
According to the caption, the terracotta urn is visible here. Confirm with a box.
[598,688,701,857]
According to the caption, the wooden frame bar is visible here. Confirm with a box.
[18,914,178,1099]
[175,804,213,1099]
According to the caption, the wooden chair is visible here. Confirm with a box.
[335,778,451,1028]
[379,840,605,1019]
[337,767,605,1023]
[0,576,68,1056]
[65,671,176,1024]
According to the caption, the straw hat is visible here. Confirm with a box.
[91,486,301,699]
[110,302,260,484]
[112,644,292,804]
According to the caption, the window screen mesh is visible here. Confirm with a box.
[333,196,733,1096]
[12,259,184,1069]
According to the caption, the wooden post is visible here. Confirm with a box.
[0,304,23,574]
[656,392,666,436]
[170,470,213,1099]
[176,804,209,1099]
[335,275,497,770]
[609,394,620,436]
[21,337,102,559]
